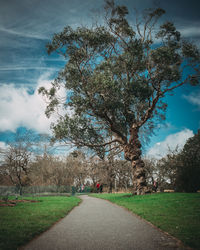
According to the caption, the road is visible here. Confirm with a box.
[21,195,187,250]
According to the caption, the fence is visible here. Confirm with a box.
[0,185,92,196]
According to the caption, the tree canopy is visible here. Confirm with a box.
[39,0,200,194]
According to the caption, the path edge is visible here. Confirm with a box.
[18,196,83,250]
[89,195,193,250]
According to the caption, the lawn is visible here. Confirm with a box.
[91,192,200,249]
[0,196,81,250]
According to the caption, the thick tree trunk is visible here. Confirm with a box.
[124,128,150,195]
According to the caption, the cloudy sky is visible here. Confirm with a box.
[0,0,200,158]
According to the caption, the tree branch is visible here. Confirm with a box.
[137,90,161,128]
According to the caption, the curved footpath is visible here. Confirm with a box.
[21,195,187,250]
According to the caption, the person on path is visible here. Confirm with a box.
[79,184,84,193]
[153,180,158,192]
[96,183,100,193]
[100,184,103,193]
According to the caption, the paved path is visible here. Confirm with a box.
[21,195,186,250]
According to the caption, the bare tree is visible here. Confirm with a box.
[3,145,32,195]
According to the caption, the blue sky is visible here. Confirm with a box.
[0,0,200,158]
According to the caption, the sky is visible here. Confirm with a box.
[0,0,200,159]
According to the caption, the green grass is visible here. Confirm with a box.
[0,196,81,250]
[91,192,200,249]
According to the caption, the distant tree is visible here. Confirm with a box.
[144,148,182,191]
[1,130,45,193]
[143,157,157,186]
[87,156,107,191]
[31,151,87,188]
[106,154,115,193]
[86,157,100,188]
[104,143,123,193]
[157,148,181,190]
[68,150,88,188]
[175,130,200,192]
[114,159,132,191]
[39,1,200,194]
[3,145,32,195]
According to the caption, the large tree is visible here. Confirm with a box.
[39,1,200,194]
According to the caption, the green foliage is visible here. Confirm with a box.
[0,196,80,250]
[182,41,200,62]
[91,193,200,249]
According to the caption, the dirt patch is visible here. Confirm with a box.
[0,199,40,207]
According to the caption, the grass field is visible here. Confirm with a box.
[91,192,200,249]
[0,196,80,250]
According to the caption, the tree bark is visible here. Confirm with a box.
[124,128,149,195]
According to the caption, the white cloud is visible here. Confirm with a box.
[147,129,194,159]
[0,73,68,134]
[0,141,8,150]
[0,66,57,71]
[0,26,48,40]
[0,141,9,161]
[183,91,200,110]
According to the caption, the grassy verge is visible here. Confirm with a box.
[0,196,81,250]
[91,193,200,249]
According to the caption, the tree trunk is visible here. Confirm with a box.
[107,155,115,193]
[107,163,113,193]
[18,185,23,196]
[124,128,150,195]
[108,181,113,193]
